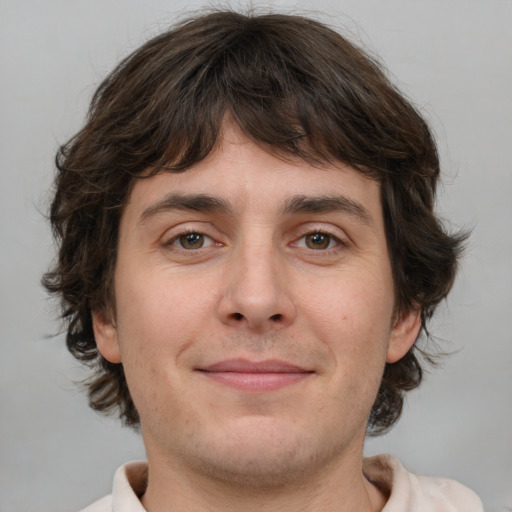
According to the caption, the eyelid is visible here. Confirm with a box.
[161,223,223,251]
[291,231,346,252]
[295,232,343,249]
[290,223,350,246]
[170,232,215,250]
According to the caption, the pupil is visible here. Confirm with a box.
[307,233,329,249]
[181,233,203,249]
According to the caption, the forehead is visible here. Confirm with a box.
[126,124,382,222]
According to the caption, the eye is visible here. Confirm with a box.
[171,232,214,250]
[297,232,341,250]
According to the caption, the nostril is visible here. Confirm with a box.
[229,312,283,323]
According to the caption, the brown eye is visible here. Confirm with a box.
[305,233,333,250]
[177,233,207,249]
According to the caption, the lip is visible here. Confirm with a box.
[197,358,313,392]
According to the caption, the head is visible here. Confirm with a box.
[44,10,465,438]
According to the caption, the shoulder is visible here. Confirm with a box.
[364,454,484,512]
[77,461,148,512]
[79,495,112,512]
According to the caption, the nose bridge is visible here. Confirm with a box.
[219,230,295,330]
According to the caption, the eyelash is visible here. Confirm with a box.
[165,230,217,251]
[292,230,345,252]
[164,228,347,254]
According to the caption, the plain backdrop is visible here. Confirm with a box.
[1,1,511,511]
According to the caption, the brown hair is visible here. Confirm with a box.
[43,10,466,435]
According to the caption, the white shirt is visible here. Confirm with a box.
[80,455,484,511]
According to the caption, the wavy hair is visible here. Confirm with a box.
[43,10,467,435]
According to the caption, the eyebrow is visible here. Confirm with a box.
[282,195,373,225]
[139,193,233,223]
[139,192,373,226]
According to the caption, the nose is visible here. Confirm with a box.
[217,239,296,332]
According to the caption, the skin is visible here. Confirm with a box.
[93,122,421,511]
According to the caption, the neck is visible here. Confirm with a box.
[140,441,387,512]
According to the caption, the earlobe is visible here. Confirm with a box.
[386,309,422,364]
[92,310,122,364]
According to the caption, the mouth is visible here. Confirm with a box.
[196,358,314,392]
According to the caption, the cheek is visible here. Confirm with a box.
[301,269,394,368]
[294,273,392,433]
[113,263,222,375]
[305,269,393,330]
[113,270,214,421]
[118,260,212,327]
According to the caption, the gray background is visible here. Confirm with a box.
[1,0,511,511]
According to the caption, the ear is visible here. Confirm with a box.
[386,309,422,364]
[92,310,122,364]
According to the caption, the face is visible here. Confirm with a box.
[94,123,420,486]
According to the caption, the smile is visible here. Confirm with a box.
[197,358,314,392]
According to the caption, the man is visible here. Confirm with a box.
[43,10,483,511]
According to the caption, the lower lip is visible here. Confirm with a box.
[200,371,311,392]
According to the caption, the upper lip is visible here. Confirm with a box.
[199,358,312,373]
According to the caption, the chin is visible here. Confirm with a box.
[178,416,346,489]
